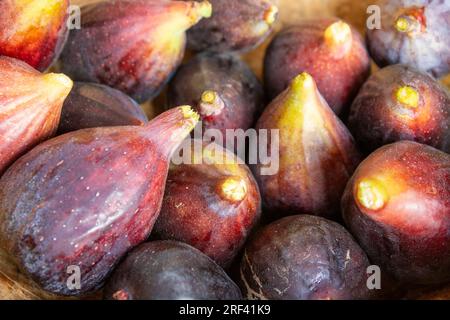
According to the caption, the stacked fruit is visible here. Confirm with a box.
[0,0,449,300]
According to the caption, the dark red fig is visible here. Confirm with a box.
[264,19,371,115]
[0,56,73,176]
[367,0,450,78]
[153,139,261,268]
[253,73,361,220]
[167,52,264,148]
[0,0,69,71]
[58,82,149,135]
[60,0,212,103]
[187,0,278,53]
[104,241,242,300]
[348,65,450,153]
[0,106,199,295]
[342,141,450,285]
[239,215,372,300]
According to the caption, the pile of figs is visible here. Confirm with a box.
[0,0,449,301]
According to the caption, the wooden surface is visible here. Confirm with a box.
[0,0,448,300]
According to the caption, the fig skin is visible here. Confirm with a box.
[60,0,212,103]
[153,139,261,268]
[348,65,450,153]
[239,215,372,300]
[253,73,361,220]
[0,107,199,296]
[366,0,450,78]
[186,0,279,53]
[167,52,264,147]
[58,82,149,135]
[264,19,371,115]
[0,56,73,176]
[342,141,450,285]
[104,241,242,300]
[0,0,69,72]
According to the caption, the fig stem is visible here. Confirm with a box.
[396,86,419,109]
[264,5,279,25]
[199,90,225,117]
[324,21,352,51]
[219,177,248,202]
[42,73,73,90]
[193,0,212,19]
[356,179,388,211]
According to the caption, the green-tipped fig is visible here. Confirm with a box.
[0,56,73,176]
[0,106,199,295]
[253,73,361,220]
[187,0,278,52]
[0,0,69,71]
[60,0,212,103]
[58,82,149,135]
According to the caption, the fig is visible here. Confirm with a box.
[264,19,371,115]
[239,215,372,300]
[187,0,279,53]
[167,52,264,148]
[60,0,212,103]
[0,106,199,296]
[348,65,450,153]
[58,82,149,135]
[0,0,69,71]
[0,56,73,176]
[342,141,450,285]
[366,0,450,78]
[253,73,361,220]
[153,139,261,268]
[104,241,242,300]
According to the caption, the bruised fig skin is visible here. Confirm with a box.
[153,139,261,268]
[168,53,264,145]
[60,0,212,103]
[187,0,279,53]
[253,73,361,220]
[264,19,371,115]
[366,0,450,78]
[0,56,73,176]
[239,215,372,300]
[0,0,69,71]
[348,65,450,153]
[0,106,199,296]
[342,141,450,285]
[104,241,242,300]
[58,82,149,135]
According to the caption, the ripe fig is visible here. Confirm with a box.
[342,141,450,285]
[167,52,264,148]
[0,0,69,71]
[104,241,242,300]
[187,0,279,53]
[239,215,372,300]
[366,0,450,78]
[153,139,261,268]
[264,19,371,115]
[253,73,361,220]
[60,0,212,103]
[348,65,450,153]
[0,106,199,295]
[0,56,73,176]
[58,82,149,135]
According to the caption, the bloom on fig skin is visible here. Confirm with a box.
[253,73,361,221]
[61,0,212,103]
[264,19,371,115]
[366,0,450,78]
[348,64,450,153]
[0,56,73,176]
[0,0,69,71]
[342,141,450,285]
[187,0,279,53]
